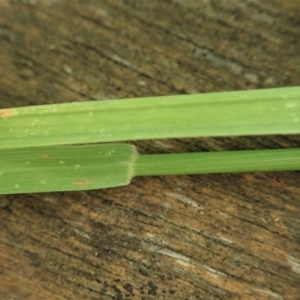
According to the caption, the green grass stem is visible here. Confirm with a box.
[0,143,299,194]
[134,148,300,176]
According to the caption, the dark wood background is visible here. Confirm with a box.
[1,1,300,299]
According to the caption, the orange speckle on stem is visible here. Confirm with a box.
[0,109,14,118]
[42,153,50,158]
[75,180,91,186]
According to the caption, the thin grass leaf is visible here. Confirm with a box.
[0,144,137,194]
[1,86,299,149]
[1,143,299,194]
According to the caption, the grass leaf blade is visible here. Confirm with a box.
[1,143,299,195]
[1,86,299,149]
[0,144,137,194]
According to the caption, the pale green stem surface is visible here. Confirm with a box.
[0,86,299,149]
[134,148,300,176]
[0,143,299,195]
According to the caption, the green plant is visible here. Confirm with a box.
[0,86,299,194]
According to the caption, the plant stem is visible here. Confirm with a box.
[134,148,300,176]
[1,144,299,195]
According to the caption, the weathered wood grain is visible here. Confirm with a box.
[0,0,300,299]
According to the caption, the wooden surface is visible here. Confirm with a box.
[1,0,300,299]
